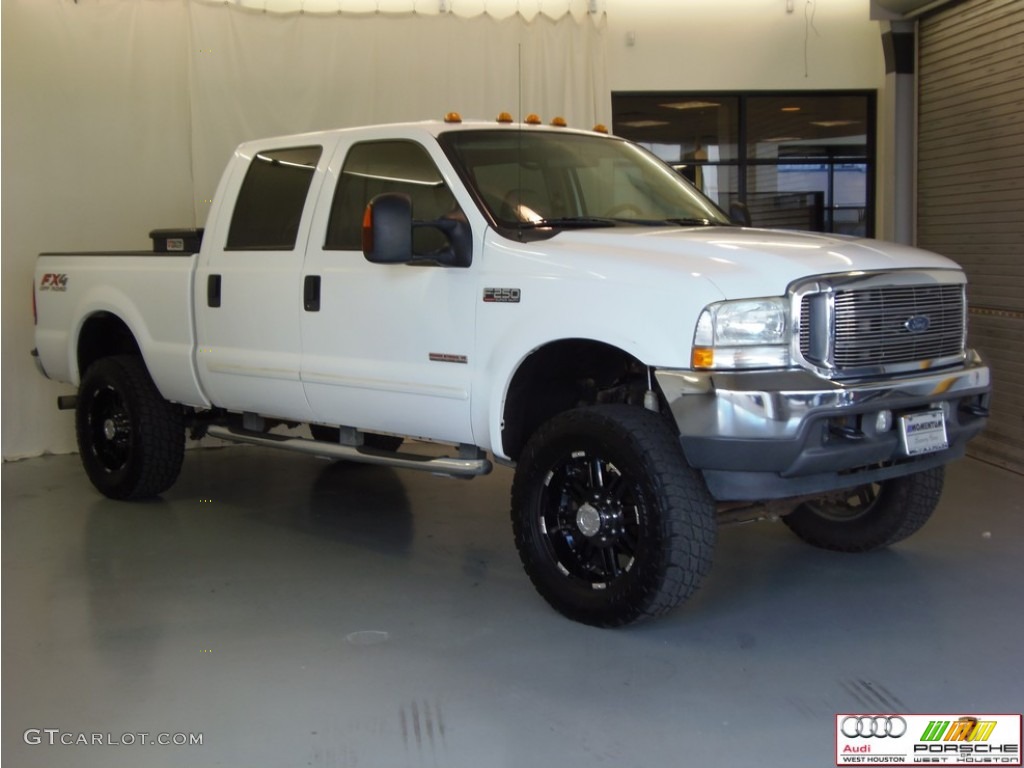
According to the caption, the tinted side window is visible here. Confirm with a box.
[326,140,460,252]
[227,146,322,250]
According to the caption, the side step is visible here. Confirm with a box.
[206,425,492,479]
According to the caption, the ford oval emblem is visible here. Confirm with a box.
[905,315,931,334]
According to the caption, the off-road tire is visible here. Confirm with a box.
[76,355,184,499]
[511,405,717,627]
[782,467,945,552]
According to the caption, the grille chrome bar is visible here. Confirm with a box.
[794,271,967,379]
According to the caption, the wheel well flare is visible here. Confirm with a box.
[77,312,141,377]
[501,339,651,461]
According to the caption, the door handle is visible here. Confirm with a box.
[207,274,221,308]
[304,275,321,312]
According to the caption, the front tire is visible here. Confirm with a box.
[782,467,944,552]
[511,405,716,627]
[76,355,184,500]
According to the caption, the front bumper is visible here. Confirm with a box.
[655,352,991,501]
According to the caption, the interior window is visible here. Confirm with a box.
[226,146,322,250]
[612,91,875,236]
[325,140,461,253]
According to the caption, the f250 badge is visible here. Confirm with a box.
[483,287,521,304]
[39,273,69,292]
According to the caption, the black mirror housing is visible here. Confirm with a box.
[363,193,414,264]
[425,212,473,268]
[729,200,752,228]
[362,192,473,268]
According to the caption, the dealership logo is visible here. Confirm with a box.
[920,716,997,742]
[841,716,908,738]
[836,713,1021,766]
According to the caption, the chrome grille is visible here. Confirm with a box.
[799,282,965,375]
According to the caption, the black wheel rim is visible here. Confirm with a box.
[87,384,132,473]
[538,449,645,588]
[807,483,880,522]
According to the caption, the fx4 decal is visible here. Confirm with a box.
[39,273,69,292]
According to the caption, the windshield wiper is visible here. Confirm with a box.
[662,217,719,226]
[516,216,619,229]
[592,216,723,227]
[511,216,722,230]
[593,216,712,227]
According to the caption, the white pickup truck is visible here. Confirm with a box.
[33,115,991,626]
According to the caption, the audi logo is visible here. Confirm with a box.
[841,716,908,738]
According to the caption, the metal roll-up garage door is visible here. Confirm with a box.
[917,0,1024,473]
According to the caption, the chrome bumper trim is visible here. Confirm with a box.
[655,351,990,443]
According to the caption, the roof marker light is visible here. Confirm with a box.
[525,113,542,125]
[550,116,567,127]
[592,124,609,134]
[444,112,463,123]
[496,112,514,124]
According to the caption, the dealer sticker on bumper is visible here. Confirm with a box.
[899,410,949,456]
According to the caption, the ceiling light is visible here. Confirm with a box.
[621,120,670,128]
[659,101,721,110]
[811,120,858,127]
[763,136,803,143]
[781,107,801,112]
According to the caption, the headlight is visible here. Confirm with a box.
[692,298,790,370]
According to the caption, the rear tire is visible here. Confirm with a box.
[782,467,944,552]
[76,355,184,499]
[511,405,716,627]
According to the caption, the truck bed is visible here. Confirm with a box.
[34,250,207,407]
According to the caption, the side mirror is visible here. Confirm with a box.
[729,200,752,228]
[363,193,414,264]
[428,213,473,268]
[362,192,473,268]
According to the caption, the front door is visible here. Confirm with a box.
[300,138,477,444]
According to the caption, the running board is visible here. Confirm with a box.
[206,425,492,479]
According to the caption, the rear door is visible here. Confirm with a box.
[195,141,332,421]
[300,136,477,444]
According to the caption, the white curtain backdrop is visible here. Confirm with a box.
[188,2,609,221]
[2,0,195,460]
[212,0,602,21]
[1,0,609,459]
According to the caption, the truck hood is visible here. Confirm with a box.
[542,226,961,299]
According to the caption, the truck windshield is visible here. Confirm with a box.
[439,129,731,232]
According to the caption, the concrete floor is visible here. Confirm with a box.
[3,446,1022,768]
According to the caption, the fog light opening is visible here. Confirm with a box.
[875,410,893,433]
[939,400,954,422]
